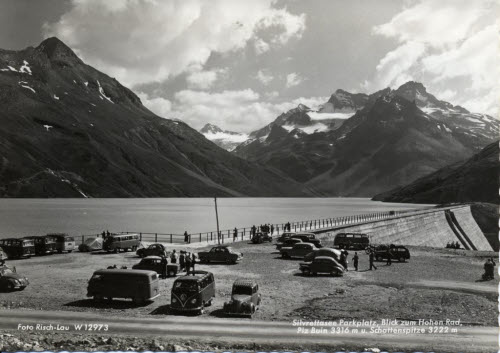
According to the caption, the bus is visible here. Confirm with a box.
[333,233,370,250]
[0,238,35,259]
[103,234,140,253]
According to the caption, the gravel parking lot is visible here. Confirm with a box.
[1,239,497,325]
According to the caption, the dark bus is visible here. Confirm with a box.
[333,233,370,250]
[0,238,35,259]
[24,236,56,255]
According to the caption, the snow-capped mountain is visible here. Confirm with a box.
[0,37,312,197]
[199,123,249,151]
[234,81,498,197]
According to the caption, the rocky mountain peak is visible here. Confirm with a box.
[36,37,82,64]
[200,123,223,134]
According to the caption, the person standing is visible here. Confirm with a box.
[170,249,177,264]
[353,252,359,271]
[270,224,274,235]
[179,251,185,272]
[160,256,168,279]
[184,231,189,244]
[386,248,392,266]
[369,251,377,270]
[233,228,238,241]
[185,252,192,273]
[191,252,196,272]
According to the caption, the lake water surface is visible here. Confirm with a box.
[0,198,433,238]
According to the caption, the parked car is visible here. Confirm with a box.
[49,233,75,253]
[87,269,160,304]
[291,234,322,248]
[171,270,215,315]
[136,243,168,258]
[276,232,296,243]
[280,243,316,259]
[299,256,344,276]
[24,236,56,255]
[198,246,242,264]
[374,244,410,262]
[304,247,342,262]
[103,234,140,253]
[0,264,29,291]
[333,233,369,250]
[223,280,261,317]
[275,238,302,250]
[251,232,272,244]
[0,238,35,259]
[0,247,6,262]
[132,256,178,277]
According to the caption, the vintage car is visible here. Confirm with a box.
[374,244,410,262]
[299,256,344,276]
[251,232,272,244]
[49,233,75,253]
[132,256,178,277]
[276,232,296,243]
[303,247,342,262]
[223,280,261,317]
[103,233,140,253]
[275,238,302,250]
[0,264,29,291]
[280,242,316,259]
[198,246,242,264]
[291,234,322,248]
[171,270,215,315]
[136,243,168,258]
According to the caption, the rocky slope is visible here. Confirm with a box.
[234,82,498,196]
[372,141,499,204]
[0,38,312,197]
[199,123,248,151]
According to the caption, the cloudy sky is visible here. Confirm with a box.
[1,0,498,132]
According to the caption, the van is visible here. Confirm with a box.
[103,234,140,253]
[0,238,35,259]
[87,269,160,304]
[48,233,75,253]
[171,270,215,315]
[333,233,369,250]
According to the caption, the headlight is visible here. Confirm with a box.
[190,298,197,304]
[13,280,20,285]
[172,298,177,303]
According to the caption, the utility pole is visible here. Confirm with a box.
[214,197,220,245]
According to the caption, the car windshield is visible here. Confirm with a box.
[174,281,199,291]
[44,238,54,244]
[233,286,252,296]
[22,240,34,247]
[65,237,74,242]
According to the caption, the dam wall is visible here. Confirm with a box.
[315,205,493,251]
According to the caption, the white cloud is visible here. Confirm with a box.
[364,0,499,115]
[156,89,327,132]
[44,0,306,86]
[286,72,303,88]
[254,38,270,55]
[186,68,226,90]
[137,92,172,118]
[256,69,274,85]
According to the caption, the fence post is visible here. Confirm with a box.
[199,233,201,242]
[211,232,213,241]
[155,233,157,242]
[170,234,172,243]
[140,233,142,241]
[81,235,84,244]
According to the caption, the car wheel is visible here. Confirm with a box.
[6,282,14,291]
[302,268,310,276]
[226,258,232,264]
[133,297,146,305]
[399,257,405,262]
[168,270,176,277]
[114,248,119,253]
[376,255,382,261]
[250,303,256,314]
[312,272,317,276]
[67,250,72,253]
[206,298,212,307]
[106,297,113,302]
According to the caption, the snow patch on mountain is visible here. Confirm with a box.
[308,111,354,120]
[203,131,249,143]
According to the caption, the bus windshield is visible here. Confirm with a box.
[22,240,34,247]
